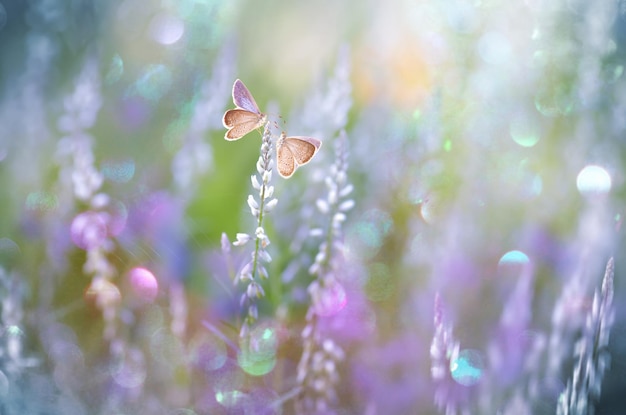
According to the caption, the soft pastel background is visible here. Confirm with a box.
[0,0,624,414]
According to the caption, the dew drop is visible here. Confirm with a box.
[450,349,484,386]
[238,322,278,376]
[510,112,541,147]
[420,194,442,224]
[498,250,531,279]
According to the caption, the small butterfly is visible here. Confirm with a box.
[276,132,322,178]
[223,79,267,140]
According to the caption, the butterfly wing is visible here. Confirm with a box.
[223,109,266,140]
[232,79,261,114]
[277,139,296,178]
[284,136,322,166]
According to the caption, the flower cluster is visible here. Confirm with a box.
[232,123,277,337]
[55,62,120,342]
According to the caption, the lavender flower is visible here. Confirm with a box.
[295,131,353,414]
[55,61,121,342]
[556,257,615,415]
[232,122,275,337]
[430,292,463,415]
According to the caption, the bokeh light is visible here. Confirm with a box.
[188,331,227,372]
[576,165,612,197]
[150,327,186,369]
[101,158,135,183]
[477,32,512,66]
[450,349,484,386]
[148,12,185,45]
[420,194,442,224]
[25,191,58,212]
[346,209,393,259]
[129,267,159,303]
[498,250,531,279]
[509,112,541,148]
[134,64,173,103]
[212,361,246,409]
[237,322,278,377]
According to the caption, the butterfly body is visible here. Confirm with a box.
[276,133,322,178]
[223,79,267,140]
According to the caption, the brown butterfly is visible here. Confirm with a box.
[223,79,267,140]
[276,132,322,178]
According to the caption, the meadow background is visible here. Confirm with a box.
[0,0,624,414]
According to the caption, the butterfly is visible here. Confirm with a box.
[223,79,267,140]
[276,132,322,178]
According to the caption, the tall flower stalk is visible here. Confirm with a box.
[295,131,353,414]
[54,61,121,343]
[557,257,615,415]
[233,122,277,337]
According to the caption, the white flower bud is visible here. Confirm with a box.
[251,174,261,190]
[316,199,330,214]
[338,199,355,212]
[264,198,278,212]
[233,233,251,246]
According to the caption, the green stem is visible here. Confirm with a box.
[251,181,266,285]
